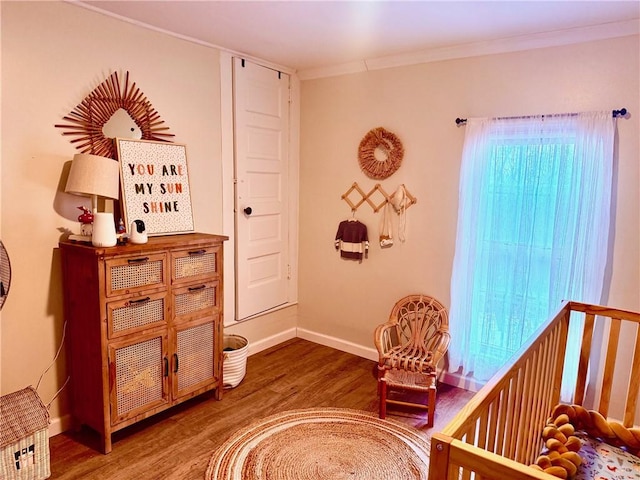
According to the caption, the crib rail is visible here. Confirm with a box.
[428,301,640,480]
[569,302,640,427]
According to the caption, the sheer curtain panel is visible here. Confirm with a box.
[449,112,615,385]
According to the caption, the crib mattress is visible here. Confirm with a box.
[575,432,640,480]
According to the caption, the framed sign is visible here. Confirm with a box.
[116,138,194,236]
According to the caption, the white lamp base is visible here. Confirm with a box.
[92,212,118,247]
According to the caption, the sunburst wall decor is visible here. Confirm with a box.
[55,71,174,159]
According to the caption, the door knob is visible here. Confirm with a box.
[244,207,252,215]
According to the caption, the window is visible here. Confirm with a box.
[449,112,615,383]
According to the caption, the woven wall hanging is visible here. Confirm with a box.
[358,127,404,180]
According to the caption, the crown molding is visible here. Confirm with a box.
[67,0,296,75]
[298,19,639,81]
[65,1,638,82]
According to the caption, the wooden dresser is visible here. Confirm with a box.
[59,233,227,453]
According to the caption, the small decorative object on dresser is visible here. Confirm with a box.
[77,206,94,237]
[59,233,228,453]
[129,220,148,244]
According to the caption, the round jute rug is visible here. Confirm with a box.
[205,407,430,480]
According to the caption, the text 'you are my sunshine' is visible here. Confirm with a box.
[127,163,186,214]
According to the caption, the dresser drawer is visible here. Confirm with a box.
[171,246,220,284]
[105,253,168,297]
[107,292,169,338]
[173,281,219,322]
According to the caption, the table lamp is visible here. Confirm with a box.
[65,153,120,247]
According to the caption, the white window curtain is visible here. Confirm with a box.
[449,111,615,386]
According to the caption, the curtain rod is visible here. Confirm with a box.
[455,108,627,125]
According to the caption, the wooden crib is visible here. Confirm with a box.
[428,301,640,480]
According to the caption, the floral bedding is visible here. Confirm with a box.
[575,432,640,480]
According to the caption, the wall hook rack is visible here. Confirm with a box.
[341,182,417,213]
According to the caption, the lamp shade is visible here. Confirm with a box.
[65,153,120,200]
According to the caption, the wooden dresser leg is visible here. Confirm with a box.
[103,434,112,455]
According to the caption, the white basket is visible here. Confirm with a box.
[223,335,249,388]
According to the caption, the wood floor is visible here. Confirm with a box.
[49,338,475,479]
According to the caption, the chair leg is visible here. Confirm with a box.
[427,386,436,427]
[379,380,387,419]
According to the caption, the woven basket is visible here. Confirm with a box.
[223,335,249,388]
[0,386,50,480]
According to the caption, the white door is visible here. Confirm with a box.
[233,58,289,320]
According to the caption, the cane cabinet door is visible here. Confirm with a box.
[109,331,170,425]
[172,316,219,400]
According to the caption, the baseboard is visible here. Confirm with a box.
[246,327,297,356]
[296,328,379,362]
[49,413,72,438]
[440,371,485,393]
[296,328,483,392]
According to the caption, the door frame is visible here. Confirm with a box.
[220,52,299,325]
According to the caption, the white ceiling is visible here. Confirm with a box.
[78,1,639,78]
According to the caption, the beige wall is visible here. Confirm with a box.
[0,1,223,422]
[298,36,640,373]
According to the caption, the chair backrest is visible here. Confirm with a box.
[388,294,450,364]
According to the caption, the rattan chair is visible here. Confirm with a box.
[374,294,450,426]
